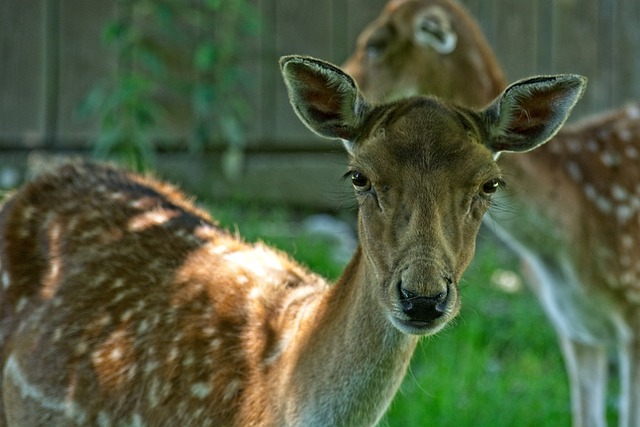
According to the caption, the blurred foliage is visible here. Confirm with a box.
[78,0,259,171]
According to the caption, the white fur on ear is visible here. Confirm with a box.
[413,7,457,54]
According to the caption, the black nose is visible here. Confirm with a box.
[398,281,449,323]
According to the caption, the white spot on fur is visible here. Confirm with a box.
[16,297,28,312]
[628,291,640,304]
[190,382,212,399]
[224,247,286,279]
[596,196,613,214]
[566,162,582,182]
[566,138,581,153]
[2,271,10,289]
[584,184,597,201]
[621,235,634,249]
[612,184,629,202]
[248,287,263,299]
[128,209,178,232]
[625,146,639,159]
[130,413,145,427]
[586,139,599,152]
[97,411,111,427]
[148,377,161,408]
[121,310,135,322]
[223,378,242,401]
[621,255,631,267]
[617,205,635,223]
[600,151,621,167]
[626,104,640,119]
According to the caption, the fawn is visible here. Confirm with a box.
[343,0,640,425]
[0,55,584,426]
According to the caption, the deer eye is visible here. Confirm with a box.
[481,178,503,197]
[351,171,371,191]
[365,25,393,59]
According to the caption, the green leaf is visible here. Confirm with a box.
[195,43,218,71]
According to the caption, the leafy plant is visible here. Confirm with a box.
[78,0,259,171]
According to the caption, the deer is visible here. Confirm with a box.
[342,1,640,426]
[0,55,584,426]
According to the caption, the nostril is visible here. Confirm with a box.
[398,281,418,300]
[397,281,449,323]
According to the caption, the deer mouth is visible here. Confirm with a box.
[389,279,458,335]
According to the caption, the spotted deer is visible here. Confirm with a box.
[0,55,584,426]
[343,1,640,426]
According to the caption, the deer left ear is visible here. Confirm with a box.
[280,55,370,152]
[482,74,587,157]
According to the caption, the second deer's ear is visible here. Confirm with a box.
[280,55,370,151]
[482,74,587,156]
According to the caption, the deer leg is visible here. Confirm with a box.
[558,334,608,427]
[617,327,640,427]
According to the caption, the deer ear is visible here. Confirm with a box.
[280,55,370,150]
[482,74,587,156]
[413,7,457,54]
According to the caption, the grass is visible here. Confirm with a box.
[206,200,577,426]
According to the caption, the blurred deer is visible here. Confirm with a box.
[0,55,583,426]
[343,1,640,426]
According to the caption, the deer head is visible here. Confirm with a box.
[281,56,586,334]
[342,0,506,107]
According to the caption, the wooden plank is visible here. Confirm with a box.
[551,0,600,120]
[535,0,555,75]
[254,0,278,146]
[462,0,497,49]
[0,0,46,147]
[241,0,269,144]
[493,0,538,82]
[612,0,640,107]
[2,149,353,211]
[343,0,388,65]
[57,0,118,146]
[594,0,616,110]
[273,0,335,145]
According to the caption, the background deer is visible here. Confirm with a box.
[0,55,584,426]
[343,1,640,426]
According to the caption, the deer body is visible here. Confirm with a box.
[0,56,583,426]
[342,1,640,425]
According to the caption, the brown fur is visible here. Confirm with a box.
[0,52,582,426]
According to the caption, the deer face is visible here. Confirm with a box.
[342,0,503,107]
[280,56,585,334]
[346,99,501,333]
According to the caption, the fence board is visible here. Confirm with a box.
[344,0,388,65]
[2,0,640,172]
[57,0,117,146]
[493,0,538,82]
[535,0,554,74]
[0,0,46,146]
[552,0,601,119]
[613,0,640,107]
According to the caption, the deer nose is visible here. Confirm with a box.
[397,279,450,323]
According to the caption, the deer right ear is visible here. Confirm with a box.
[280,55,370,151]
[482,74,587,157]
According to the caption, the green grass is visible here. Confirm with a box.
[380,234,572,426]
[206,201,576,426]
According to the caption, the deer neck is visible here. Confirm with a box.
[494,139,581,257]
[269,246,418,426]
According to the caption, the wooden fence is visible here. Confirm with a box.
[1,0,640,207]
